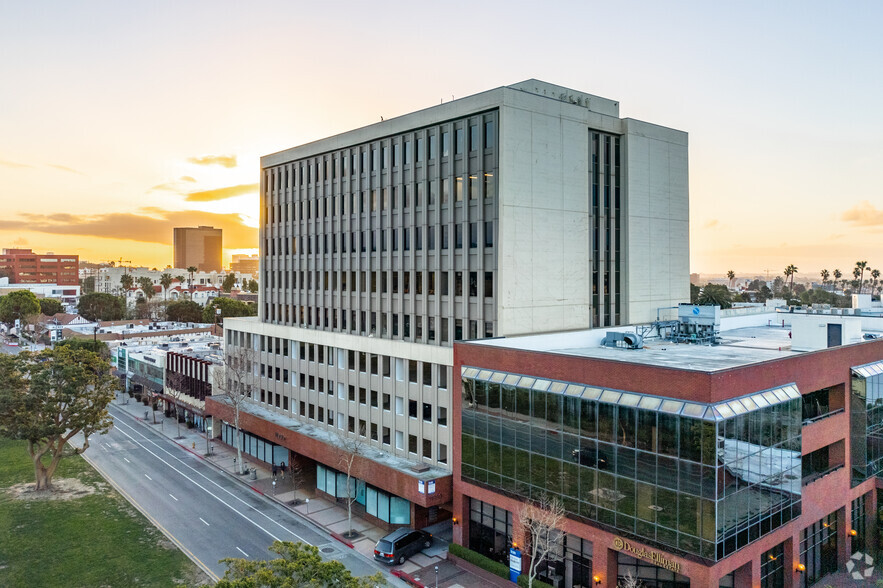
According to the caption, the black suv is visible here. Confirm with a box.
[374,528,432,565]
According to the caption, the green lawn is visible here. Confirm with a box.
[0,438,207,588]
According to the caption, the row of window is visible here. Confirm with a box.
[264,304,494,342]
[266,117,496,193]
[275,221,495,257]
[268,173,497,225]
[270,269,494,300]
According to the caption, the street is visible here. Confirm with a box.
[83,404,391,582]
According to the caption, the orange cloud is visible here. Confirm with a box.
[0,158,31,169]
[842,201,883,227]
[703,219,719,229]
[0,209,257,249]
[187,154,237,168]
[185,183,258,202]
[48,164,83,175]
[180,175,196,182]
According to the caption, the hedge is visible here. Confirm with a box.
[447,543,554,588]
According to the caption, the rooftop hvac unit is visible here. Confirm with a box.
[601,331,643,349]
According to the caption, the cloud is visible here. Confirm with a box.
[48,164,83,175]
[703,219,719,229]
[0,209,257,249]
[187,154,237,168]
[841,201,883,227]
[0,159,32,169]
[180,175,196,182]
[185,183,258,202]
[12,237,28,246]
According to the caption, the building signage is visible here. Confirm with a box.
[418,480,425,494]
[509,547,522,582]
[274,432,287,442]
[418,479,437,495]
[428,480,436,494]
[612,537,681,573]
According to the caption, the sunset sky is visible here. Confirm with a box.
[1,1,881,278]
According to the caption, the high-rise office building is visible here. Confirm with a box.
[173,226,222,272]
[209,80,690,530]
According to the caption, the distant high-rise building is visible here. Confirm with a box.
[173,226,222,272]
[230,254,259,277]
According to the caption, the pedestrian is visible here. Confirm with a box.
[280,461,286,480]
[272,464,277,479]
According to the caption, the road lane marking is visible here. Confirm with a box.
[199,517,210,526]
[169,494,178,501]
[123,457,130,463]
[107,413,306,544]
[144,474,152,480]
[236,547,249,557]
[84,456,220,582]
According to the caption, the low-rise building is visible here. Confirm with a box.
[453,306,883,587]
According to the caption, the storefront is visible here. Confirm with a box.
[220,422,288,466]
[316,464,412,526]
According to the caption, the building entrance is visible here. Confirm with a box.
[616,552,689,588]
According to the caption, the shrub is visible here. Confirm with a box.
[447,543,553,588]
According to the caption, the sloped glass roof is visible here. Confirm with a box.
[461,365,799,421]
[853,360,883,378]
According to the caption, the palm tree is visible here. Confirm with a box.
[872,269,881,298]
[783,264,798,296]
[855,261,869,294]
[120,273,134,294]
[833,269,842,292]
[160,273,173,300]
[820,269,830,290]
[187,266,198,300]
[727,270,735,289]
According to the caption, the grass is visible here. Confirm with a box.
[0,438,207,588]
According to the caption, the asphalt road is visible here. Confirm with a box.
[83,404,389,583]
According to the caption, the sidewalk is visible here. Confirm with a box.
[111,393,496,586]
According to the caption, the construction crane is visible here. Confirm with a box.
[104,257,133,273]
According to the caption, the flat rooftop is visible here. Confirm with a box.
[467,311,883,373]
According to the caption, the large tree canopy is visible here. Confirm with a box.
[166,300,204,323]
[39,298,65,317]
[78,292,126,321]
[0,346,117,490]
[697,283,733,309]
[206,541,384,588]
[0,290,41,328]
[203,296,256,323]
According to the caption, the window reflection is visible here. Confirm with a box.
[461,374,802,561]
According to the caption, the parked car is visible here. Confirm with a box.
[374,528,432,565]
[571,447,609,469]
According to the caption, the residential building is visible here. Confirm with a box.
[174,226,223,272]
[210,80,690,531]
[453,306,883,587]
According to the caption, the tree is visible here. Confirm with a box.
[204,541,385,588]
[120,273,134,293]
[517,494,565,588]
[783,264,798,296]
[187,266,198,299]
[246,278,259,293]
[0,346,117,490]
[335,430,367,539]
[166,300,204,323]
[689,283,700,304]
[56,336,110,360]
[175,274,186,284]
[78,292,126,321]
[855,261,869,294]
[618,571,643,588]
[772,276,785,297]
[164,370,188,439]
[697,283,732,309]
[214,345,255,475]
[39,298,64,317]
[872,269,881,298]
[221,272,237,293]
[136,276,155,299]
[160,273,173,300]
[203,296,256,323]
[0,290,42,342]
[833,268,843,292]
[820,269,830,289]
[726,270,735,289]
[81,275,96,294]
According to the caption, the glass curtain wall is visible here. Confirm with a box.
[461,369,802,561]
[799,512,838,588]
[850,362,883,484]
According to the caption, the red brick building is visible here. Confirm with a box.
[0,248,78,285]
[453,309,883,588]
